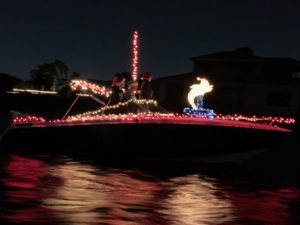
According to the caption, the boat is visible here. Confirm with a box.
[1,30,295,164]
[0,74,295,164]
[0,98,292,164]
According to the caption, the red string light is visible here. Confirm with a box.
[13,113,294,133]
[132,31,139,81]
[13,114,295,126]
[215,113,295,125]
[13,116,45,124]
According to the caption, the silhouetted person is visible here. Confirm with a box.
[140,72,153,100]
[123,80,139,113]
[124,80,138,101]
[109,74,125,105]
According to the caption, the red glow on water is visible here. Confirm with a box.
[6,189,39,204]
[1,155,66,223]
[4,155,47,189]
[0,155,299,225]
[3,207,53,223]
[229,187,300,225]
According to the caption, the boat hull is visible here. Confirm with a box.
[1,122,291,161]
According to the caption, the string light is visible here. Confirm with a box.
[10,89,58,95]
[132,31,139,81]
[13,109,295,127]
[13,116,46,124]
[12,113,293,132]
[215,114,296,125]
[70,99,159,118]
[66,113,174,123]
[70,80,112,97]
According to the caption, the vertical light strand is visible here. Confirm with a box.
[132,31,139,81]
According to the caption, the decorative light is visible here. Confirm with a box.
[13,113,294,127]
[12,113,293,133]
[215,114,296,125]
[70,80,112,97]
[184,77,215,118]
[188,78,213,109]
[184,107,215,118]
[13,116,46,124]
[132,31,139,81]
[9,89,58,95]
[69,99,159,119]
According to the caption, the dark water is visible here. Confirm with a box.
[0,153,299,225]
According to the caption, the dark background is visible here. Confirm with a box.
[1,0,300,80]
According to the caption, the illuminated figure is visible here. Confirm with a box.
[184,77,215,118]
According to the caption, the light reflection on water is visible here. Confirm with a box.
[0,154,299,225]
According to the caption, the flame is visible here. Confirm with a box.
[188,78,213,109]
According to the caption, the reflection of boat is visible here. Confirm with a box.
[0,100,292,163]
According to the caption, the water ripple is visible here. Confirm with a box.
[0,154,299,225]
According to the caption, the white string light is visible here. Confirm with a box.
[70,80,112,97]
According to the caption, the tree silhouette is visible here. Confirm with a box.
[70,72,81,80]
[54,60,68,78]
[30,64,55,89]
[0,73,22,93]
[30,60,69,90]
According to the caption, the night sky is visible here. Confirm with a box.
[1,0,300,80]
